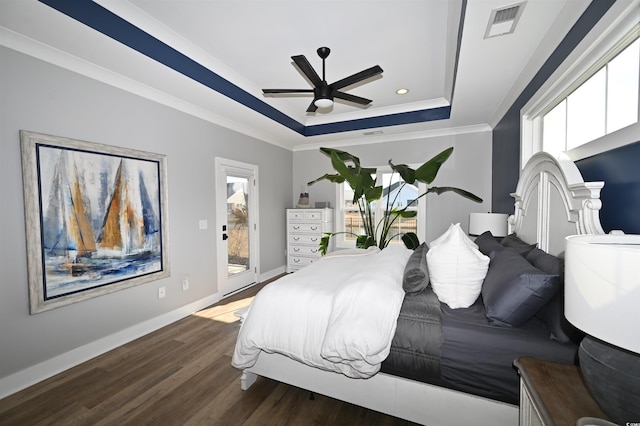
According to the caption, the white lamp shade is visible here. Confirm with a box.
[468,213,508,237]
[565,234,640,354]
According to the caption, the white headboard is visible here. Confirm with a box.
[509,152,605,257]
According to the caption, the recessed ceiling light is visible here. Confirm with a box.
[396,88,409,95]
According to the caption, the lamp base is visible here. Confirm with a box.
[578,336,640,425]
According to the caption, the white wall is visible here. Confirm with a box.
[293,131,493,243]
[0,47,292,393]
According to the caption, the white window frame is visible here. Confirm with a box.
[334,166,427,249]
[521,2,640,168]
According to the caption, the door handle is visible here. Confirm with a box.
[222,233,228,241]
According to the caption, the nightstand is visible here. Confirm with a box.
[514,357,611,426]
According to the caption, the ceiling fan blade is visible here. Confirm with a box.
[333,91,372,105]
[331,65,383,90]
[292,55,323,87]
[263,89,314,94]
[306,100,318,113]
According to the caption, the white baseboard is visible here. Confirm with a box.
[0,265,287,400]
[0,293,221,400]
[259,265,285,283]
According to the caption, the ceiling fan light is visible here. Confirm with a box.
[314,98,333,108]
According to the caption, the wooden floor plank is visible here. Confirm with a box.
[0,277,418,425]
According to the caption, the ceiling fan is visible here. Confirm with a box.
[262,47,383,113]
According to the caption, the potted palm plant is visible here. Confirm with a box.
[308,147,482,254]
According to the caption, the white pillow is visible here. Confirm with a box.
[429,222,478,249]
[426,223,489,309]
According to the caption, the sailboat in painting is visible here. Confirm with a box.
[98,159,160,258]
[41,147,162,298]
[42,150,98,271]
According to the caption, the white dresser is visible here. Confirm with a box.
[286,208,333,272]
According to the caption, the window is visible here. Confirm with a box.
[521,5,639,166]
[336,168,425,249]
[540,39,639,158]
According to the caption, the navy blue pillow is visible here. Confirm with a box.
[402,243,429,294]
[526,247,563,275]
[501,233,537,257]
[526,248,580,343]
[474,231,505,256]
[482,248,560,327]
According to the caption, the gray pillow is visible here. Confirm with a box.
[526,248,580,343]
[500,233,537,257]
[402,242,429,294]
[482,247,560,327]
[474,231,505,256]
[526,247,563,275]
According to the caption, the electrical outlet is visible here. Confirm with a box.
[182,276,189,291]
[158,287,166,299]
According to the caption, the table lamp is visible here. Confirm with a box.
[564,233,640,424]
[468,213,508,237]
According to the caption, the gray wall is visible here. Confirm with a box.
[293,131,493,243]
[0,47,291,381]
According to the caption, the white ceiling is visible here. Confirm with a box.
[0,0,591,150]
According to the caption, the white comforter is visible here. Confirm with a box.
[231,244,412,378]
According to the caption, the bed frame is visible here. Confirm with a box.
[239,152,605,426]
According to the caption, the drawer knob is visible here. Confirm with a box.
[293,237,300,241]
[294,248,300,252]
[311,226,318,231]
[293,225,300,230]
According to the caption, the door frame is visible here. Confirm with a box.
[215,157,259,297]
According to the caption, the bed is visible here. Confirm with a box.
[232,152,605,426]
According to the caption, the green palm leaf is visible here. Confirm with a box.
[308,146,482,253]
[415,147,453,184]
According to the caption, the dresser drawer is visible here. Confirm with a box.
[288,210,307,220]
[288,256,317,267]
[289,234,322,245]
[304,211,324,220]
[287,210,329,221]
[288,223,322,233]
[289,245,321,256]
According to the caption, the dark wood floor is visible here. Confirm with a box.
[0,277,419,425]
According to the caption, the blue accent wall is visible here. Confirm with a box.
[491,1,625,220]
[575,141,640,234]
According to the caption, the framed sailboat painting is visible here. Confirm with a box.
[20,131,170,314]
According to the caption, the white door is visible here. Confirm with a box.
[215,158,259,296]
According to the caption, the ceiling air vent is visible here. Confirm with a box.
[484,2,526,39]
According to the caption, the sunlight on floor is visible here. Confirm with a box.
[193,296,255,324]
